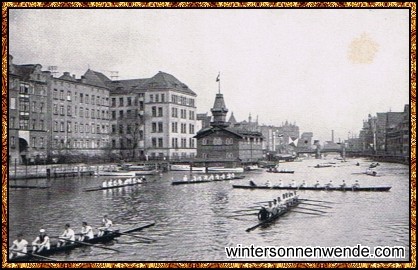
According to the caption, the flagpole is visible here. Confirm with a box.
[218,72,221,94]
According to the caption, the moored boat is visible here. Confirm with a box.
[207,167,244,173]
[170,164,206,172]
[94,170,136,177]
[172,174,245,185]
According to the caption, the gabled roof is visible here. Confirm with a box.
[10,64,37,80]
[140,71,196,96]
[82,69,109,88]
[194,126,244,139]
[58,72,77,82]
[228,112,237,124]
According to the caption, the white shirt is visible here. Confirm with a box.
[61,228,75,241]
[103,218,113,228]
[81,225,94,239]
[12,239,28,253]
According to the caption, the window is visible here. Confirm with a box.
[96,125,100,134]
[155,94,159,103]
[119,97,124,107]
[152,122,157,133]
[85,94,89,104]
[189,138,195,148]
[80,123,84,133]
[80,93,83,103]
[31,137,36,148]
[150,94,154,103]
[189,124,194,134]
[60,90,64,100]
[11,136,15,147]
[202,138,208,145]
[60,105,65,115]
[112,125,116,134]
[152,106,157,117]
[74,122,78,133]
[53,88,58,99]
[31,119,36,130]
[85,108,89,118]
[39,137,44,148]
[172,122,178,133]
[85,123,89,133]
[181,109,187,119]
[67,105,72,116]
[127,110,131,118]
[226,138,233,145]
[112,111,116,120]
[91,109,95,118]
[181,138,187,148]
[213,137,223,145]
[39,102,44,113]
[161,94,165,102]
[91,123,95,134]
[91,95,95,105]
[202,153,208,159]
[10,117,15,128]
[67,121,72,132]
[127,97,132,106]
[119,125,124,134]
[53,104,58,114]
[172,138,178,148]
[74,92,78,102]
[10,98,16,110]
[189,111,195,120]
[181,123,187,134]
[126,125,131,134]
[158,122,163,133]
[158,138,163,148]
[112,139,116,148]
[19,119,29,130]
[67,91,72,101]
[139,101,144,110]
[60,122,65,132]
[32,101,37,112]
[172,107,178,118]
[119,110,124,119]
[111,98,116,107]
[79,107,84,117]
[152,138,157,148]
[40,120,44,130]
[158,107,163,117]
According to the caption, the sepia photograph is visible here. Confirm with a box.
[3,3,414,267]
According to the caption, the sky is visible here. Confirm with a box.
[8,8,410,142]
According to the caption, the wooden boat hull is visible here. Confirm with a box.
[172,176,245,185]
[266,170,295,174]
[84,181,143,192]
[232,184,391,192]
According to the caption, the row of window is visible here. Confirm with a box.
[151,137,196,148]
[201,138,234,145]
[53,121,109,134]
[111,110,143,120]
[171,108,195,120]
[10,98,46,113]
[52,138,108,149]
[171,94,195,107]
[10,117,45,130]
[201,153,234,158]
[111,124,143,138]
[10,136,45,148]
[18,83,47,96]
[53,89,108,106]
[111,95,145,108]
[171,122,195,134]
[52,104,109,120]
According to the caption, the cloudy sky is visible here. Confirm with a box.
[9,8,409,142]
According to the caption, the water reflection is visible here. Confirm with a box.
[8,158,410,261]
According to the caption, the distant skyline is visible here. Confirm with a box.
[9,9,410,142]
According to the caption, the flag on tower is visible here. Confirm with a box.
[216,73,220,82]
[288,137,299,147]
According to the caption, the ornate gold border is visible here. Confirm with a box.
[1,2,416,268]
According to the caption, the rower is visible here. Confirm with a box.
[271,199,279,215]
[313,180,320,188]
[300,180,306,187]
[118,179,123,186]
[257,207,270,221]
[291,180,296,188]
[203,175,209,181]
[352,180,360,189]
[9,233,28,260]
[192,176,197,181]
[183,175,188,181]
[208,174,214,181]
[325,180,333,189]
[112,179,118,186]
[98,215,113,237]
[266,201,274,217]
[102,181,108,188]
[57,223,75,247]
[215,174,220,180]
[231,173,235,178]
[278,180,283,187]
[265,180,272,187]
[107,179,113,187]
[32,229,50,253]
[249,180,257,187]
[197,176,202,181]
[79,222,94,241]
[340,180,346,189]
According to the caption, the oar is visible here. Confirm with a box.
[300,199,335,204]
[230,213,257,218]
[11,250,58,261]
[116,232,155,243]
[296,206,327,213]
[50,237,121,252]
[232,209,259,213]
[299,202,333,209]
[292,210,324,216]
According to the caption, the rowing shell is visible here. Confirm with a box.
[172,175,245,185]
[246,200,300,232]
[232,184,391,192]
[84,181,144,192]
[9,222,155,261]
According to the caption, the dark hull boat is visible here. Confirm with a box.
[172,175,245,185]
[232,184,391,192]
[9,223,155,262]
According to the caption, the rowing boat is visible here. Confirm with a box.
[84,180,144,192]
[9,223,155,262]
[172,175,245,185]
[246,200,300,232]
[266,170,295,174]
[232,184,391,192]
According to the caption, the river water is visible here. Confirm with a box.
[8,157,410,262]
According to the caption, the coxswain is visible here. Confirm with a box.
[9,233,28,259]
[258,207,270,221]
[98,215,113,237]
[79,222,94,241]
[57,223,75,247]
[32,229,50,253]
[249,180,257,187]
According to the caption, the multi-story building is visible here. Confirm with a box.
[194,92,263,165]
[298,132,314,150]
[9,55,49,164]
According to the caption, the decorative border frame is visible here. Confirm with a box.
[1,2,416,268]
